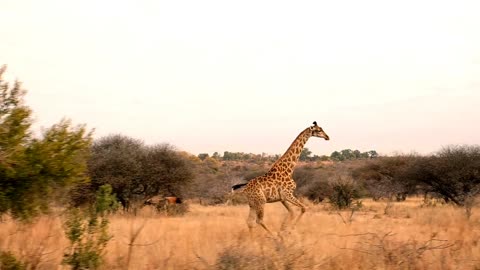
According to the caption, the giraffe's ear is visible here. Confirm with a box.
[312,121,318,126]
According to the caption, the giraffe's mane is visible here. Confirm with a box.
[271,127,310,166]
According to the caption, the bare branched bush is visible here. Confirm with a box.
[338,231,459,269]
[123,220,160,269]
[464,192,479,220]
[420,194,445,208]
[214,238,315,270]
[215,245,275,270]
[328,175,361,210]
[336,201,363,225]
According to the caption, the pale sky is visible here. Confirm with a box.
[1,0,479,156]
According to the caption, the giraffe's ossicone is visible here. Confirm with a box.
[233,121,329,234]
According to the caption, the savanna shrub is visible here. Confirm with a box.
[215,241,314,270]
[62,184,118,270]
[403,145,480,206]
[328,176,361,209]
[163,203,189,217]
[301,180,331,203]
[0,251,25,270]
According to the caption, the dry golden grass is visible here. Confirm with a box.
[1,197,480,269]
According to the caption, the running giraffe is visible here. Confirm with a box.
[233,121,329,234]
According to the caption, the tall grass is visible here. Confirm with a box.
[1,198,479,269]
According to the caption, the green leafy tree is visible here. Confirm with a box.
[360,152,370,159]
[330,149,378,161]
[353,150,362,159]
[340,149,355,160]
[197,153,209,160]
[299,148,312,161]
[330,151,344,161]
[0,66,92,219]
[368,150,379,159]
[223,151,235,161]
[212,152,221,160]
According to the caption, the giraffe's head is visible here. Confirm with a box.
[309,121,329,140]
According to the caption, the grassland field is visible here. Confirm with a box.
[1,197,480,269]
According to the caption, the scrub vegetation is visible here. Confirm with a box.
[1,66,479,269]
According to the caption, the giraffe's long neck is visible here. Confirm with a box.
[268,128,311,176]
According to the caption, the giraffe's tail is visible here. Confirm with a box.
[231,183,248,191]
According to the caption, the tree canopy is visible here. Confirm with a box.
[84,135,194,210]
[0,66,92,219]
[403,145,480,206]
[330,149,378,161]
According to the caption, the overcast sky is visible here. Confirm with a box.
[1,0,479,156]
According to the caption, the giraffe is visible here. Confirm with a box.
[233,121,329,234]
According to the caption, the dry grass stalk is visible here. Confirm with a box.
[0,197,479,269]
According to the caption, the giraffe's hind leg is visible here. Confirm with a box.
[247,204,273,236]
[255,204,273,235]
[284,194,307,226]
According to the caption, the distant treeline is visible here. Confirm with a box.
[197,148,378,162]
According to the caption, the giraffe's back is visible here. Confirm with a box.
[244,175,295,203]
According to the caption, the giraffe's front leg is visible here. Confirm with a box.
[280,201,295,231]
[246,206,257,234]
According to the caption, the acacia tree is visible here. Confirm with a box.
[85,135,194,211]
[140,144,193,199]
[86,135,144,210]
[0,65,92,219]
[353,155,418,201]
[404,145,480,206]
